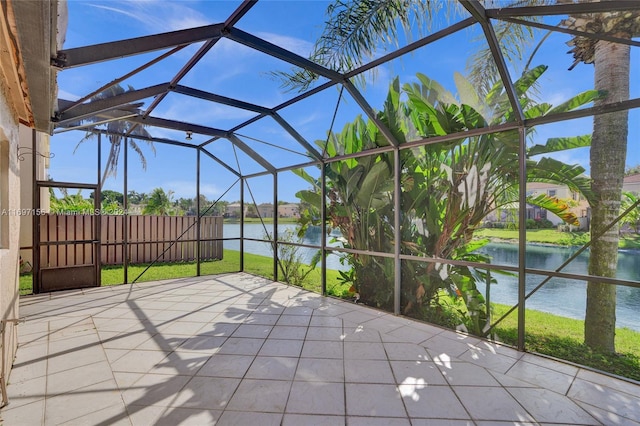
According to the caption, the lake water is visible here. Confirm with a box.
[477,242,640,331]
[224,223,640,331]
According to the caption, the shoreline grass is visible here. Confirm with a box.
[475,228,640,249]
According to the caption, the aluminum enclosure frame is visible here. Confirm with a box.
[44,0,640,354]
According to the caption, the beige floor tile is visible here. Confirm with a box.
[47,344,107,375]
[1,375,46,409]
[401,385,469,419]
[58,401,132,426]
[568,377,640,422]
[344,341,387,360]
[454,386,535,422]
[286,381,345,415]
[44,382,125,425]
[148,350,209,375]
[508,387,599,425]
[230,323,273,338]
[226,378,291,412]
[46,361,114,397]
[245,356,298,380]
[383,342,430,362]
[174,334,225,354]
[506,359,575,394]
[121,373,193,407]
[156,320,207,336]
[342,326,383,342]
[5,273,638,426]
[438,361,501,386]
[456,346,519,374]
[196,353,254,378]
[309,315,343,328]
[110,349,172,373]
[138,406,222,426]
[0,398,45,425]
[258,338,303,357]
[386,325,435,345]
[573,400,640,426]
[423,333,478,359]
[8,356,48,384]
[345,383,406,417]
[519,352,580,376]
[347,416,410,426]
[172,376,241,410]
[295,357,345,382]
[269,325,308,340]
[412,417,474,425]
[283,413,346,426]
[216,336,264,355]
[390,360,448,386]
[216,410,282,426]
[344,359,395,384]
[576,368,640,398]
[301,340,343,359]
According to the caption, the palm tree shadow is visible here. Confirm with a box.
[92,280,282,426]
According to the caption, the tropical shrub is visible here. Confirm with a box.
[296,65,597,335]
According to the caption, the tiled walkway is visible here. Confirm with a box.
[2,273,639,425]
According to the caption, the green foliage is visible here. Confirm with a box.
[272,228,320,287]
[621,191,640,233]
[142,188,178,216]
[49,188,94,214]
[296,65,598,336]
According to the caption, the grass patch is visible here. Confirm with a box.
[475,228,640,249]
[475,229,591,246]
[620,233,640,249]
[19,274,32,296]
[20,249,350,297]
[491,303,640,381]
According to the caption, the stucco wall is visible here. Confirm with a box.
[0,82,21,387]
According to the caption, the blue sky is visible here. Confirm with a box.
[50,0,640,204]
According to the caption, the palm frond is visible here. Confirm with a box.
[275,0,443,92]
[466,0,551,97]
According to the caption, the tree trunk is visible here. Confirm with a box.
[585,36,630,353]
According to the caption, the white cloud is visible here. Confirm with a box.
[159,97,257,127]
[87,1,210,34]
[255,32,314,57]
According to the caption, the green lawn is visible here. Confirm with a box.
[491,304,640,381]
[18,248,639,382]
[475,228,640,249]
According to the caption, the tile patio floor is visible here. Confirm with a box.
[2,273,639,425]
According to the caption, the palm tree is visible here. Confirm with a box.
[285,0,639,353]
[73,84,155,186]
[275,0,545,93]
[562,8,638,353]
[142,188,176,216]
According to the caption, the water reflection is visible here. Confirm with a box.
[479,242,640,331]
[223,224,639,331]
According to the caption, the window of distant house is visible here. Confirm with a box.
[548,189,556,197]
[0,139,8,248]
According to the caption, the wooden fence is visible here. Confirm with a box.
[39,214,223,267]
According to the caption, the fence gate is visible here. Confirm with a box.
[34,181,100,293]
